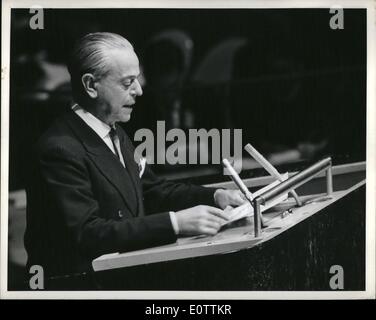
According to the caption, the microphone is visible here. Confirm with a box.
[222,159,266,228]
[244,143,302,206]
[222,159,254,203]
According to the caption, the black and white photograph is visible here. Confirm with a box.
[1,0,375,299]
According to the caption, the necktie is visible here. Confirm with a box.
[109,127,121,160]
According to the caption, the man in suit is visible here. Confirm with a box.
[25,32,245,279]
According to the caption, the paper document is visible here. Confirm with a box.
[222,173,289,225]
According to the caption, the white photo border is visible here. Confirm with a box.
[1,0,375,299]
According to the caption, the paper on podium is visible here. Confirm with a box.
[222,173,289,226]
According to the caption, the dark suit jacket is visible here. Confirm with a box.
[25,111,216,277]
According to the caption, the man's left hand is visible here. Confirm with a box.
[214,189,247,209]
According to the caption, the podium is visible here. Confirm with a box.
[92,161,365,290]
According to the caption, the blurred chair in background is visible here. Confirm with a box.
[135,30,195,175]
[170,38,249,173]
[190,37,248,129]
[192,37,248,86]
[142,29,194,129]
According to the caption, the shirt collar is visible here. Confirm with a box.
[72,104,113,139]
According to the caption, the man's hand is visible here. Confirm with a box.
[175,205,230,236]
[214,189,247,209]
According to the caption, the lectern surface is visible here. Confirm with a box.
[93,179,365,272]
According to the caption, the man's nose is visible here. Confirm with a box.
[132,79,143,96]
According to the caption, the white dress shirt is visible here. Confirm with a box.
[72,104,126,167]
[72,104,180,234]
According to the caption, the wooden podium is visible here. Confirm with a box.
[91,162,365,290]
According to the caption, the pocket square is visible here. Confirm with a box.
[138,157,146,178]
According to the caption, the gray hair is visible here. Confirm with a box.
[68,32,133,104]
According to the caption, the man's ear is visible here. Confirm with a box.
[81,73,98,99]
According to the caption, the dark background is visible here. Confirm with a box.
[9,8,366,190]
[7,7,367,291]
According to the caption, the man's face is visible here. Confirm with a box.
[94,48,143,125]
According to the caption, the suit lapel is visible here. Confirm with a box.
[117,127,145,217]
[64,112,139,216]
